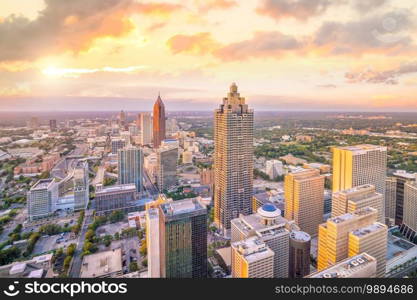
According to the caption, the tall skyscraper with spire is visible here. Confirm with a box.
[153,94,166,148]
[214,83,254,232]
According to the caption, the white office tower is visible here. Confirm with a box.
[307,253,377,278]
[266,160,284,180]
[73,160,89,211]
[118,146,144,193]
[231,204,294,278]
[146,208,160,278]
[139,112,152,145]
[28,179,58,221]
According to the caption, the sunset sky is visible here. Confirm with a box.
[0,0,416,111]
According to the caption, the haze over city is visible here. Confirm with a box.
[0,0,417,111]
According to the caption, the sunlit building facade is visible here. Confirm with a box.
[317,207,377,270]
[332,184,384,223]
[214,83,254,232]
[153,94,166,148]
[284,169,324,236]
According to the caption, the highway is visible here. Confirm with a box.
[51,144,88,179]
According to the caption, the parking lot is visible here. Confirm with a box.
[32,232,77,255]
[96,221,129,237]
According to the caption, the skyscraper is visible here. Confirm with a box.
[332,145,387,195]
[156,145,178,192]
[117,146,143,193]
[265,160,284,180]
[49,119,57,132]
[348,222,388,278]
[111,138,126,155]
[231,236,274,278]
[385,171,417,226]
[402,181,417,239]
[118,110,126,127]
[289,231,311,278]
[73,160,89,211]
[284,169,325,236]
[153,94,166,148]
[28,179,58,221]
[159,198,207,278]
[231,204,292,278]
[214,83,254,232]
[332,184,384,223]
[139,112,152,145]
[146,208,160,278]
[317,207,377,270]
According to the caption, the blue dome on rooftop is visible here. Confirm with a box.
[262,203,277,212]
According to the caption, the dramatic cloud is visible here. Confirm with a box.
[167,32,220,55]
[256,0,333,21]
[214,31,303,61]
[167,31,303,61]
[0,0,183,62]
[345,62,417,84]
[313,10,416,55]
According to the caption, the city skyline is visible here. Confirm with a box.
[1,0,417,112]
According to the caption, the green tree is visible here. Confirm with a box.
[63,256,72,270]
[67,244,76,257]
[129,261,138,272]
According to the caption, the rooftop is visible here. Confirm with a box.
[393,170,417,180]
[290,230,311,242]
[329,207,377,225]
[351,222,386,238]
[337,144,387,153]
[160,198,205,217]
[96,184,136,194]
[31,179,55,191]
[80,248,123,278]
[232,237,274,263]
[231,211,290,235]
[307,253,376,278]
[337,184,375,195]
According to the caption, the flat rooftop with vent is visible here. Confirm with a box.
[351,223,386,238]
[159,198,205,218]
[307,253,377,278]
[338,144,387,153]
[80,248,123,278]
[31,178,55,190]
[231,236,274,263]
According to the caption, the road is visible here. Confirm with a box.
[143,170,159,197]
[51,144,88,179]
[68,209,94,278]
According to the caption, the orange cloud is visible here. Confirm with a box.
[167,32,220,55]
[0,0,183,63]
[134,3,183,17]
